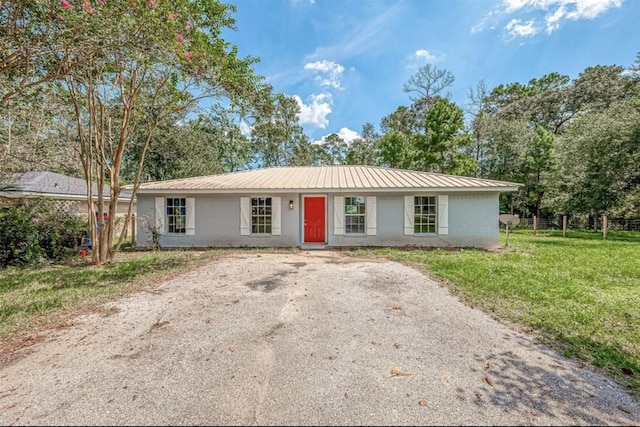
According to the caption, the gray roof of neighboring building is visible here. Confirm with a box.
[4,171,132,201]
[132,166,521,193]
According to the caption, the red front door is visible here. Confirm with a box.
[304,197,325,243]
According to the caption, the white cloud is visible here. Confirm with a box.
[505,18,539,37]
[566,0,622,19]
[414,49,442,62]
[293,93,332,128]
[473,0,624,37]
[504,0,531,12]
[545,4,567,32]
[304,60,345,89]
[335,127,360,144]
[313,127,360,145]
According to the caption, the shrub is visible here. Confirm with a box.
[0,201,88,268]
[0,204,45,267]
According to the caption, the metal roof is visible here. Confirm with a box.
[132,166,520,193]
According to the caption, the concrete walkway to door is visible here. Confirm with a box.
[1,251,639,426]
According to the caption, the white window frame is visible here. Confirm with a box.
[167,197,186,234]
[155,196,195,236]
[251,197,273,235]
[404,194,448,236]
[414,196,437,235]
[240,196,281,236]
[344,196,366,235]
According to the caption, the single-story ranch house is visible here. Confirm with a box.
[131,166,520,249]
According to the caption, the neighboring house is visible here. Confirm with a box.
[0,171,136,234]
[131,166,520,249]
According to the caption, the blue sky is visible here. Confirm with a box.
[223,0,639,143]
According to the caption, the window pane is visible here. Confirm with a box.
[345,196,366,234]
[166,198,186,234]
[251,197,273,234]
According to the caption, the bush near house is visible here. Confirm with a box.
[0,202,87,267]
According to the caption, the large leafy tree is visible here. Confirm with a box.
[14,0,272,264]
[414,97,474,174]
[345,122,379,165]
[0,86,81,176]
[377,131,413,169]
[486,72,574,135]
[0,0,94,106]
[554,100,640,219]
[474,54,640,219]
[123,105,252,182]
[320,133,347,165]
[521,126,555,218]
[251,93,310,167]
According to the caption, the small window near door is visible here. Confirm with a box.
[345,196,365,234]
[251,197,272,234]
[414,196,436,234]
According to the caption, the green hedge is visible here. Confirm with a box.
[0,203,87,267]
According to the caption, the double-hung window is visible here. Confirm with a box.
[154,197,195,236]
[344,196,366,234]
[167,198,186,234]
[251,197,272,234]
[404,195,447,236]
[240,197,281,236]
[414,196,436,234]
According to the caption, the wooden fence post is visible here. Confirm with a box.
[602,215,608,240]
[533,215,537,235]
[562,215,567,238]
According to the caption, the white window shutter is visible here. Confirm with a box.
[155,197,165,234]
[366,196,377,236]
[334,196,344,235]
[438,194,449,235]
[185,197,195,236]
[240,197,250,235]
[404,195,414,235]
[271,197,281,235]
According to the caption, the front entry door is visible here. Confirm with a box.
[304,197,326,243]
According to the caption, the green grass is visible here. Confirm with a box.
[351,229,640,399]
[0,247,301,340]
[0,250,225,338]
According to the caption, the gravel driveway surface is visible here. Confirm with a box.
[1,251,639,426]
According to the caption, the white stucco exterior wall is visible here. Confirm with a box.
[135,191,501,249]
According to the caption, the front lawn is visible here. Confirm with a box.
[0,250,223,339]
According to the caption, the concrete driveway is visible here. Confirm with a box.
[1,251,639,426]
